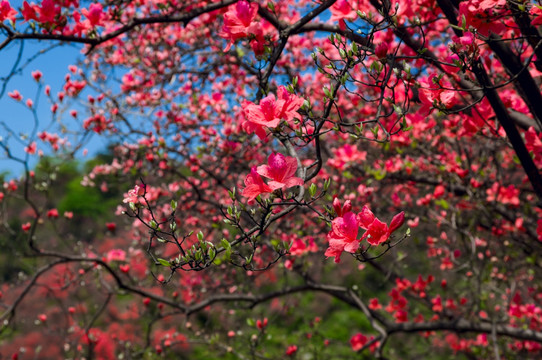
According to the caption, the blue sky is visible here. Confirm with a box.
[0,38,107,177]
[0,0,116,177]
[0,0,347,178]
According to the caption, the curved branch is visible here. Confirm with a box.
[0,0,238,52]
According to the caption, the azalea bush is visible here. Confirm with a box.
[1,0,542,358]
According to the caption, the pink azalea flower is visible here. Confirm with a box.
[330,0,357,29]
[329,144,367,170]
[0,1,17,23]
[358,206,405,245]
[21,222,31,232]
[123,184,145,204]
[241,117,268,140]
[106,249,126,263]
[241,167,273,202]
[106,222,117,232]
[8,90,22,101]
[525,126,542,159]
[452,31,477,55]
[81,3,104,27]
[31,70,42,82]
[325,211,360,263]
[242,88,304,136]
[357,205,376,229]
[21,1,38,22]
[276,86,304,125]
[375,42,389,59]
[243,94,286,128]
[418,75,456,115]
[47,208,59,218]
[364,218,390,245]
[325,205,405,262]
[332,198,352,217]
[350,333,368,351]
[256,153,303,191]
[285,345,297,356]
[38,0,60,23]
[458,0,506,36]
[219,0,259,51]
[532,5,542,26]
[388,211,406,233]
[24,142,36,155]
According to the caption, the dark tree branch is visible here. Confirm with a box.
[0,0,239,52]
[507,0,542,72]
[388,319,542,343]
[433,0,542,205]
[257,0,337,98]
[438,0,542,130]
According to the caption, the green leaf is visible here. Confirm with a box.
[157,258,170,267]
[245,254,253,265]
[324,178,331,191]
[323,86,331,98]
[435,199,449,210]
[309,183,317,198]
[373,170,386,181]
[236,47,245,57]
[208,247,216,260]
[221,238,231,251]
[271,239,280,251]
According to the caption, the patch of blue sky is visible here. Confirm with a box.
[0,39,96,177]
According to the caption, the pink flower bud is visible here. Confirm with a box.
[31,70,42,82]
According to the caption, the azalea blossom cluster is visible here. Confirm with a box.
[122,184,145,205]
[219,0,265,55]
[1,0,106,35]
[325,199,405,263]
[242,152,304,202]
[242,85,305,139]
